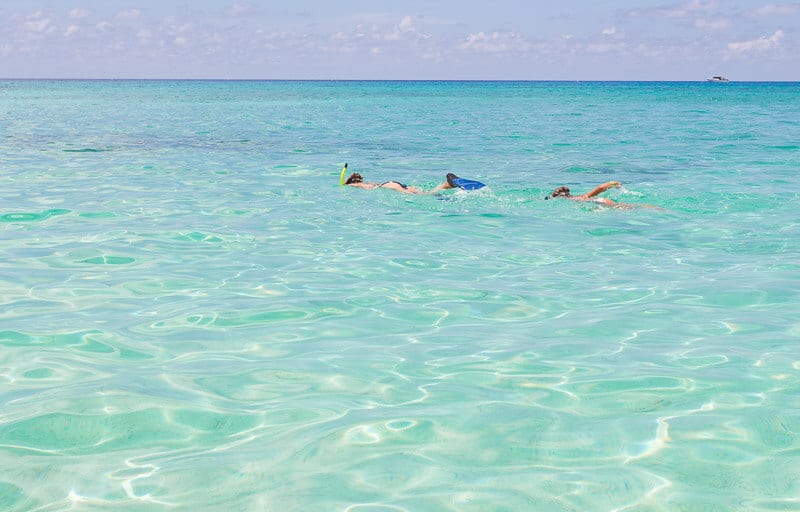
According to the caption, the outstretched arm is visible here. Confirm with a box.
[349,182,380,190]
[583,181,621,198]
[427,181,455,194]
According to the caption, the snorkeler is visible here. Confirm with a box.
[345,172,422,193]
[545,181,661,209]
[545,181,622,205]
[343,170,457,195]
[340,163,485,195]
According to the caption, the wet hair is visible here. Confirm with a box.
[345,172,363,185]
[550,186,571,198]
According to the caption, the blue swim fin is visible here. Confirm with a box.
[446,173,485,191]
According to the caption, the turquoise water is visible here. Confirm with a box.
[1,80,799,511]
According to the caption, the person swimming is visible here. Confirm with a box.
[344,171,455,195]
[545,181,621,205]
[545,181,660,209]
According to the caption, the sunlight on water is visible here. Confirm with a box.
[1,80,799,511]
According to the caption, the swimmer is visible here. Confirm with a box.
[545,181,660,209]
[344,172,455,195]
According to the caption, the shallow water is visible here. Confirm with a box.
[1,80,799,511]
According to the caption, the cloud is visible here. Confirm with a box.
[586,42,627,53]
[694,18,729,29]
[381,16,424,41]
[325,15,430,51]
[255,30,311,52]
[24,12,55,34]
[628,0,717,18]
[25,19,52,33]
[116,9,141,20]
[459,31,530,53]
[137,29,154,43]
[727,29,784,53]
[69,8,91,19]
[600,27,625,43]
[228,3,256,16]
[752,3,800,16]
[5,2,792,80]
[398,16,415,34]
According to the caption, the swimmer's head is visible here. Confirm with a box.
[345,173,363,185]
[550,186,571,198]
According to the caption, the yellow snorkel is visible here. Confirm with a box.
[339,163,348,186]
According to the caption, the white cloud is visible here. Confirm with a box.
[753,3,800,16]
[137,29,153,43]
[694,18,729,29]
[601,27,625,40]
[116,9,141,20]
[69,8,91,19]
[586,42,626,53]
[5,1,793,80]
[459,31,530,53]
[633,43,666,59]
[25,16,54,34]
[382,16,423,41]
[168,22,194,35]
[255,30,311,52]
[629,0,717,18]
[327,16,429,48]
[727,29,784,53]
[398,16,415,34]
[229,3,256,16]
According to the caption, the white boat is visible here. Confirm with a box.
[706,76,730,82]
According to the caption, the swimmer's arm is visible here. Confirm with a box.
[584,181,621,198]
[350,182,379,189]
[427,181,455,194]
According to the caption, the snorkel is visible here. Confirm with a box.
[339,163,348,186]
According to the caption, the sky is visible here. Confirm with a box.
[1,0,798,80]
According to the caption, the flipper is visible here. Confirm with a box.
[339,163,348,186]
[446,173,485,191]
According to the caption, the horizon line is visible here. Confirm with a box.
[2,77,797,83]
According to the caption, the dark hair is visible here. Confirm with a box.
[345,172,363,185]
[551,186,571,198]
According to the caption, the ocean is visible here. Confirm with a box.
[1,80,799,511]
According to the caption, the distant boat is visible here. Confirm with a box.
[706,76,730,82]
